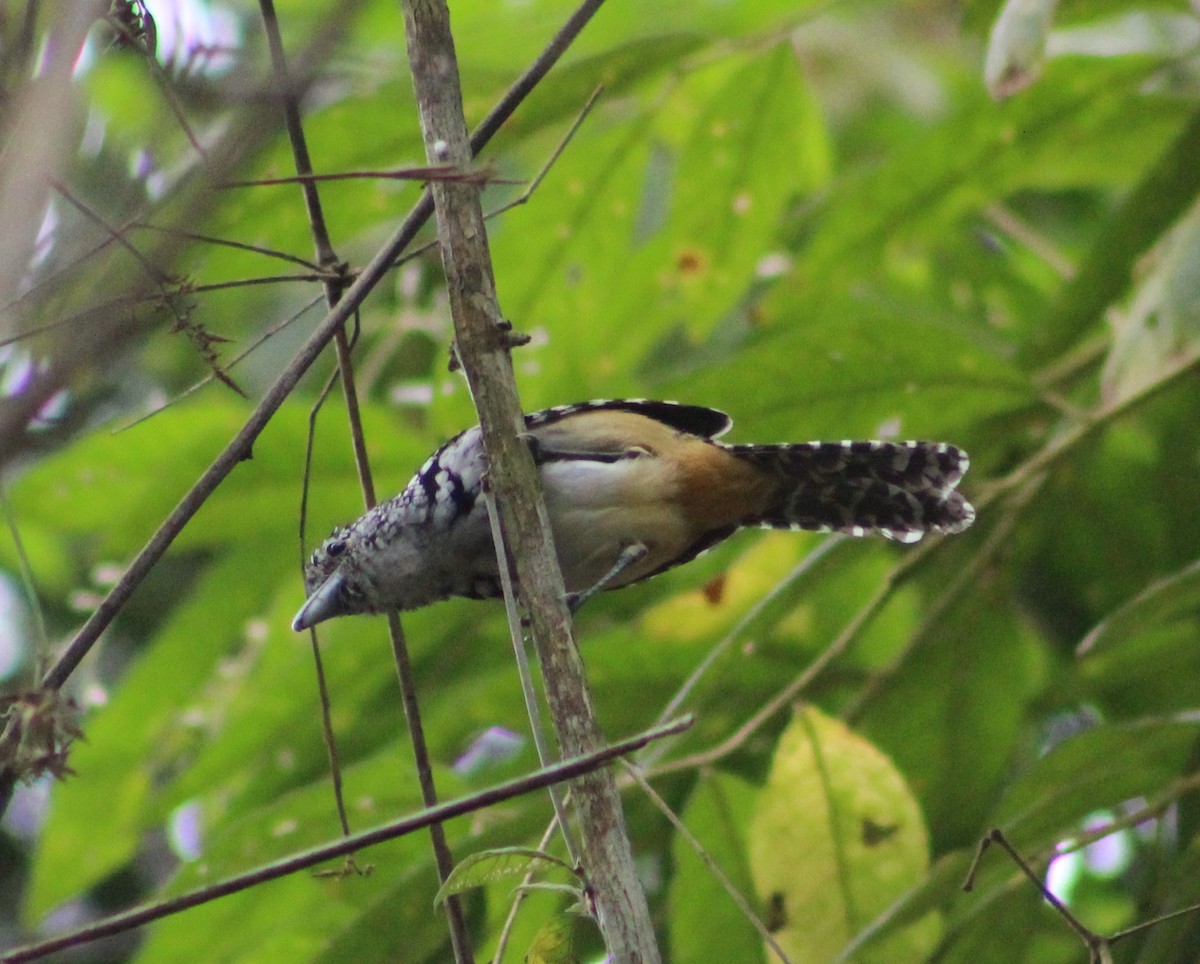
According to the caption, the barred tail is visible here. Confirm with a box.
[728,440,975,543]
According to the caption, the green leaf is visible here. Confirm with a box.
[1036,106,1200,358]
[993,715,1200,845]
[1100,199,1200,404]
[668,770,766,964]
[1077,557,1200,657]
[492,42,831,402]
[857,579,1044,852]
[434,847,578,906]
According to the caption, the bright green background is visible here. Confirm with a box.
[3,0,1200,960]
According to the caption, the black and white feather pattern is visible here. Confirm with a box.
[524,399,733,439]
[727,439,973,543]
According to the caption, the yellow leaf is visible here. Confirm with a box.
[748,705,940,962]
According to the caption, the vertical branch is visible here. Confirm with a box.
[398,1,660,960]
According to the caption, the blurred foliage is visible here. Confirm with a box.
[2,0,1200,961]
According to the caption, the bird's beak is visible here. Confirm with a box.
[292,571,346,631]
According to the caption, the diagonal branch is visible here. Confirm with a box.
[0,718,690,964]
[0,0,618,819]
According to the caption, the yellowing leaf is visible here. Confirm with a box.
[526,913,580,964]
[748,705,940,963]
[639,533,817,643]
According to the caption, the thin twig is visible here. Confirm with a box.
[472,85,604,223]
[0,280,328,350]
[129,222,324,271]
[258,0,363,854]
[48,187,248,397]
[259,0,478,951]
[0,718,691,964]
[964,829,1108,962]
[483,486,581,867]
[298,367,356,845]
[224,165,512,188]
[1110,900,1200,946]
[113,294,326,433]
[49,181,171,285]
[955,772,1200,957]
[46,183,240,402]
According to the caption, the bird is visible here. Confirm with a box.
[293,400,975,630]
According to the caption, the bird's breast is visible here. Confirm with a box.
[538,455,696,591]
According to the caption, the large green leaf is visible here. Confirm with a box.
[668,771,765,964]
[491,42,831,403]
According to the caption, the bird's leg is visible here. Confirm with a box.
[566,543,649,612]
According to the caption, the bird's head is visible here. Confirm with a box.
[292,526,375,630]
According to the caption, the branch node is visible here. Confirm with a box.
[499,327,532,349]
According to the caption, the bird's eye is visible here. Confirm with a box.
[326,540,346,558]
